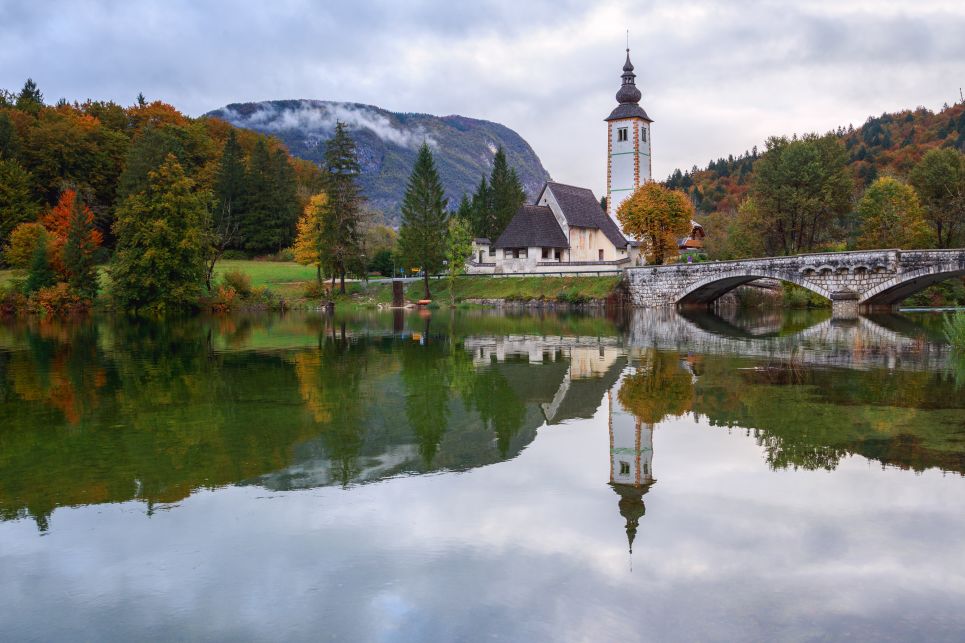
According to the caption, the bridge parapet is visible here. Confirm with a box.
[624,249,965,315]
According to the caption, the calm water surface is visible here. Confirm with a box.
[1,308,964,642]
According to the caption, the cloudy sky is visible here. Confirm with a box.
[2,0,964,193]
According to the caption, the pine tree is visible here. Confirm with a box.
[321,121,364,293]
[488,148,525,239]
[15,78,44,114]
[0,112,20,159]
[110,155,209,313]
[63,191,99,299]
[24,230,56,294]
[399,143,449,299]
[469,176,491,239]
[455,193,473,222]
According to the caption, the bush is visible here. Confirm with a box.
[0,286,27,316]
[221,269,252,298]
[28,282,89,316]
[211,285,237,312]
[303,280,329,299]
[945,312,965,352]
[221,249,249,260]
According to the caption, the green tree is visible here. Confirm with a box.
[117,125,187,200]
[24,229,56,294]
[909,147,965,248]
[15,78,44,114]
[488,147,526,239]
[399,143,449,299]
[0,112,20,158]
[0,158,39,256]
[752,134,853,255]
[856,177,930,249]
[445,216,473,304]
[110,155,209,313]
[63,192,99,299]
[321,122,364,293]
[469,176,491,239]
[617,182,693,264]
[455,193,472,223]
[206,131,247,289]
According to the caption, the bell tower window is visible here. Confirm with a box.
[641,127,647,143]
[617,127,628,142]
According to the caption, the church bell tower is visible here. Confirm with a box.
[606,47,653,233]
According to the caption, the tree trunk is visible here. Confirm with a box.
[316,263,321,284]
[423,272,431,299]
[339,270,346,294]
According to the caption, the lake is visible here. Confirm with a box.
[1,308,964,642]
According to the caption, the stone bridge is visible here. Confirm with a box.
[625,249,965,316]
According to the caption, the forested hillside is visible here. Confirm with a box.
[0,81,324,259]
[668,102,965,218]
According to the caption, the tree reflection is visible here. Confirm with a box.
[617,350,694,424]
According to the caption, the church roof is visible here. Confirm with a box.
[493,205,568,249]
[605,103,652,122]
[543,182,629,249]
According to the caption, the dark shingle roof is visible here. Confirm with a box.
[605,103,652,122]
[543,182,628,249]
[494,205,568,249]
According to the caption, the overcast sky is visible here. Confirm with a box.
[2,0,964,193]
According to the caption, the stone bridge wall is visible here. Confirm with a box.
[625,249,965,315]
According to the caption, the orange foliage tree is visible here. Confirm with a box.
[41,189,102,278]
[617,182,694,265]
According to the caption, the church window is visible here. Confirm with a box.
[617,127,628,142]
[619,461,630,475]
[641,127,647,143]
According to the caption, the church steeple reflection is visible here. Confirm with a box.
[608,389,655,556]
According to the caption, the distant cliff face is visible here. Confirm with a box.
[207,100,551,223]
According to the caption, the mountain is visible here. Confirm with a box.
[207,100,551,224]
[666,102,965,217]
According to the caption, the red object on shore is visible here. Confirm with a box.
[417,299,432,306]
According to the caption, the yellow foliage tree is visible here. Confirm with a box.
[616,182,694,264]
[293,192,329,283]
[856,177,931,249]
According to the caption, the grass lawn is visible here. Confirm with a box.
[214,260,317,288]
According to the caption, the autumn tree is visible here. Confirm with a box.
[751,134,853,255]
[293,192,329,283]
[3,222,46,269]
[856,177,930,249]
[617,350,694,424]
[110,155,209,313]
[41,189,102,279]
[909,148,965,248]
[399,143,449,299]
[321,122,364,293]
[617,182,693,264]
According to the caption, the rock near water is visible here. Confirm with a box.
[207,99,551,224]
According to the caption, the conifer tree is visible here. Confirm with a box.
[63,192,99,299]
[455,193,473,223]
[488,147,526,239]
[321,121,364,293]
[15,78,44,114]
[111,155,209,313]
[24,230,55,294]
[399,143,449,299]
[469,176,491,239]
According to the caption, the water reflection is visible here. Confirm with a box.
[0,308,962,536]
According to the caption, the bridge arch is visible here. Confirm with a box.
[861,265,965,305]
[676,270,832,305]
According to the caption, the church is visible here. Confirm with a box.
[468,48,655,275]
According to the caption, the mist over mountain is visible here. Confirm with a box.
[207,100,551,224]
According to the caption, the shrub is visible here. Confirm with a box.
[211,285,237,312]
[28,282,89,316]
[0,287,27,316]
[221,249,249,260]
[945,312,965,352]
[221,269,252,298]
[303,280,329,299]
